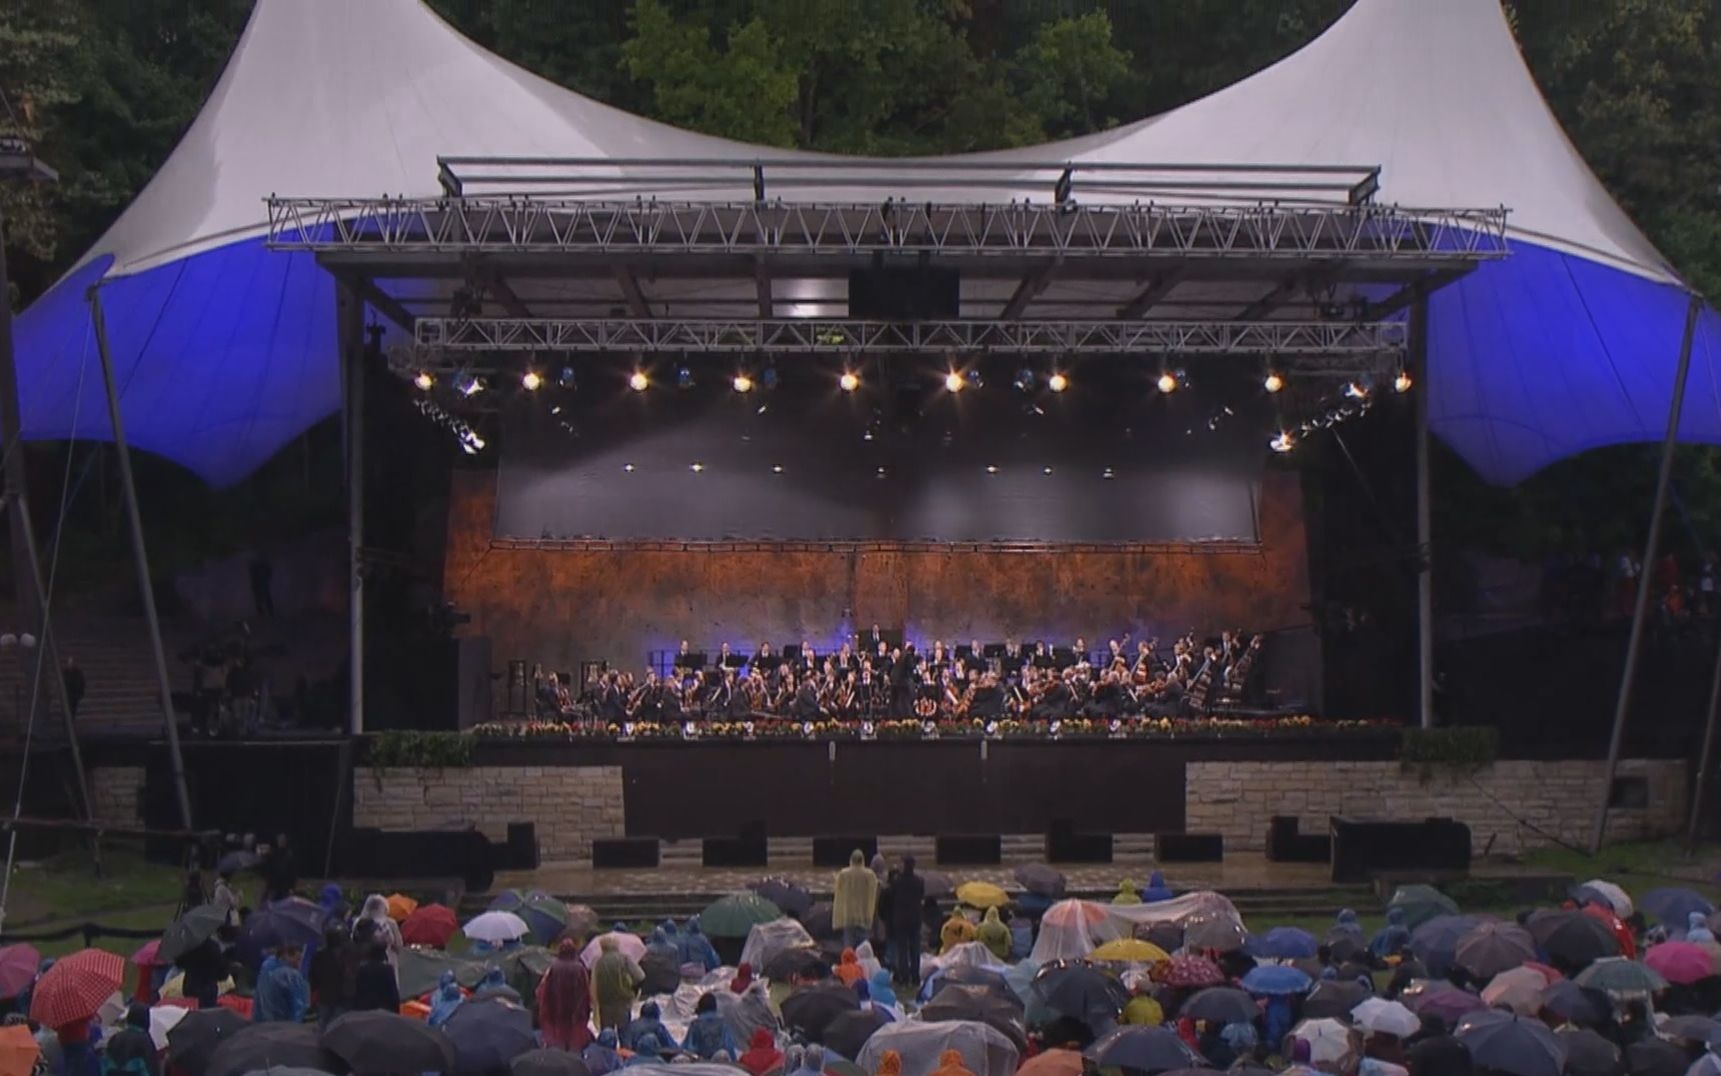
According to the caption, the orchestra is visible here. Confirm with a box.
[537,630,1266,724]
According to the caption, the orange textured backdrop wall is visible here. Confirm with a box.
[443,470,1312,673]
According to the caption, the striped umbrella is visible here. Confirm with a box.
[28,949,124,1029]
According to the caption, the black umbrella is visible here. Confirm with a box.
[1554,1028,1622,1076]
[166,1008,248,1076]
[1411,916,1484,979]
[1453,1011,1566,1076]
[216,850,261,874]
[1181,987,1260,1026]
[751,878,814,920]
[782,984,861,1041]
[1639,889,1714,930]
[800,903,835,941]
[159,905,230,965]
[920,871,955,900]
[1539,981,1611,1026]
[445,997,538,1076]
[322,1010,457,1075]
[1624,1040,1687,1076]
[921,985,1028,1051]
[1659,1015,1718,1043]
[207,1023,338,1076]
[1325,934,1366,965]
[821,1007,890,1060]
[1085,1025,1208,1074]
[1527,912,1620,973]
[512,1049,593,1076]
[238,898,328,969]
[940,965,1021,1011]
[764,947,829,983]
[1302,979,1372,1020]
[1142,923,1184,954]
[1033,964,1129,1030]
[1014,864,1067,900]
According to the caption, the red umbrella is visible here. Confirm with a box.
[1580,903,1635,960]
[402,904,460,948]
[1154,954,1226,988]
[1642,941,1716,986]
[0,945,39,1000]
[28,949,123,1029]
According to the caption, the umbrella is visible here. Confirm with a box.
[158,904,229,965]
[239,898,326,968]
[1454,1010,1566,1076]
[920,871,956,900]
[464,911,531,945]
[750,878,813,919]
[398,949,488,1000]
[1085,1025,1206,1074]
[386,893,419,921]
[1156,955,1226,988]
[1182,914,1247,953]
[762,947,828,983]
[1090,939,1170,964]
[563,904,600,938]
[166,1008,248,1076]
[822,1007,890,1061]
[1527,911,1621,972]
[1410,915,1485,978]
[1016,1048,1084,1076]
[579,930,646,969]
[512,1049,593,1076]
[131,939,163,969]
[922,985,1027,1051]
[1623,1040,1687,1076]
[1352,998,1420,1038]
[148,1005,190,1051]
[741,919,819,973]
[956,882,1009,911]
[1033,963,1128,1028]
[1641,941,1715,985]
[699,894,782,938]
[1481,966,1552,1016]
[1553,1028,1622,1076]
[1538,981,1611,1026]
[800,902,835,940]
[1573,958,1666,998]
[1288,1018,1361,1072]
[0,1023,38,1076]
[1042,900,1109,929]
[28,948,124,1028]
[1246,927,1318,960]
[1657,1014,1717,1042]
[1181,987,1259,1025]
[487,890,528,912]
[444,997,537,1075]
[0,944,39,999]
[215,850,260,874]
[518,894,572,946]
[858,1020,1019,1076]
[782,984,861,1041]
[207,1023,336,1076]
[321,1010,456,1074]
[1240,964,1312,997]
[1388,885,1461,929]
[1015,865,1066,900]
[1302,979,1371,1019]
[1572,881,1634,920]
[940,966,1021,1010]
[1639,888,1713,930]
[1405,987,1486,1025]
[1455,922,1538,980]
[402,904,461,948]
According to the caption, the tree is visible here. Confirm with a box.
[1013,12,1132,139]
[0,3,81,270]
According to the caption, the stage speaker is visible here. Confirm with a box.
[1329,816,1470,883]
[704,836,769,868]
[936,833,1001,865]
[506,822,539,870]
[848,265,960,320]
[1156,832,1224,862]
[1045,828,1112,864]
[341,827,494,892]
[455,637,494,729]
[1267,816,1331,864]
[592,837,660,869]
[813,836,876,868]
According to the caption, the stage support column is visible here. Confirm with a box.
[337,281,365,735]
[1411,296,1434,730]
[1591,292,1700,853]
[1688,611,1721,849]
[88,287,193,831]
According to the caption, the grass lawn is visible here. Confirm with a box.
[1521,837,1720,889]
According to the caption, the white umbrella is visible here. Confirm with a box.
[581,930,647,969]
[464,911,531,944]
[147,1005,189,1050]
[1576,880,1633,919]
[1352,998,1421,1039]
[1290,1017,1362,1071]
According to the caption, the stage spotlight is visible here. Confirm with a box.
[986,465,999,474]
[690,462,705,473]
[1270,430,1296,454]
[772,465,784,474]
[1102,467,1115,480]
[454,371,484,397]
[1047,371,1068,393]
[677,366,695,389]
[521,370,543,392]
[629,371,650,392]
[1156,371,1178,394]
[732,372,754,393]
[623,463,635,473]
[1394,369,1413,393]
[839,370,860,392]
[1344,380,1370,400]
[945,370,966,393]
[1042,466,1054,476]
[1263,371,1284,394]
[412,371,434,391]
[761,366,779,390]
[968,369,985,389]
[1014,368,1037,393]
[558,365,577,390]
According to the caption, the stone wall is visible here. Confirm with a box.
[88,766,144,826]
[1185,758,1687,854]
[352,766,625,860]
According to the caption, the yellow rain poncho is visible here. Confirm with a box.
[832,850,880,931]
[940,912,978,954]
[976,907,1011,961]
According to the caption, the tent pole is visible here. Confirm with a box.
[1411,296,1434,729]
[337,283,365,736]
[87,287,193,832]
[1590,292,1701,853]
[1687,614,1721,849]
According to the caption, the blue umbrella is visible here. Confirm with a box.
[1639,888,1714,930]
[1246,927,1318,960]
[1240,964,1312,997]
[1454,1010,1566,1076]
[1409,915,1483,979]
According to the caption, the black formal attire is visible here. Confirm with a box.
[890,869,926,984]
[352,957,401,1013]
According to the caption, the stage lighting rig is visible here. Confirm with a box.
[521,370,543,392]
[629,370,650,392]
[412,371,434,391]
[1270,430,1296,454]
[1013,367,1037,393]
[1156,370,1178,394]
[839,370,861,392]
[944,370,966,393]
[1263,370,1284,394]
[732,372,755,393]
[1394,369,1413,393]
[558,365,577,390]
[454,370,484,397]
[677,365,695,389]
[1047,371,1068,393]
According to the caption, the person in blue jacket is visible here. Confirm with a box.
[682,993,739,1060]
[253,944,310,1023]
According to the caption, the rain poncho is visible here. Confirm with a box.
[429,970,465,1026]
[835,950,865,987]
[1331,910,1365,945]
[739,1028,783,1076]
[1141,872,1174,904]
[857,1019,1020,1076]
[1370,909,1411,960]
[358,894,404,964]
[473,966,522,1003]
[253,954,310,1023]
[1112,880,1142,906]
[584,1029,623,1075]
[1123,996,1164,1026]
[868,971,901,1019]
[641,930,683,996]
[679,923,721,972]
[537,942,594,1051]
[1264,996,1295,1049]
[627,1030,670,1064]
[940,914,977,954]
[682,1008,740,1061]
[835,851,881,932]
[975,909,1010,962]
[1685,912,1715,944]
[730,964,754,994]
[874,1051,902,1076]
[932,1049,977,1076]
[623,1002,670,1053]
[596,939,645,1029]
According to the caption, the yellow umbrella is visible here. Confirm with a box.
[386,893,420,921]
[1090,938,1172,963]
[954,881,1009,910]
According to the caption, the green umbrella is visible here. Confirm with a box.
[158,904,230,965]
[1573,957,1667,998]
[398,947,488,1000]
[1387,885,1460,930]
[698,893,783,937]
[518,896,570,945]
[497,946,555,1007]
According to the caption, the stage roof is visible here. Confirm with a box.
[14,0,1719,486]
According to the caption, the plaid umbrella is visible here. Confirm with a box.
[1155,954,1226,988]
[28,949,124,1029]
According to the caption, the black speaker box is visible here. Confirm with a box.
[592,837,660,869]
[1267,816,1331,864]
[1156,832,1224,862]
[813,836,877,868]
[1329,817,1470,883]
[936,833,1001,865]
[704,837,769,868]
[1045,829,1112,864]
[848,266,960,320]
[506,822,539,870]
[341,827,494,891]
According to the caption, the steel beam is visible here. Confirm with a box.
[1118,270,1189,318]
[753,258,773,318]
[1001,260,1061,320]
[614,266,650,318]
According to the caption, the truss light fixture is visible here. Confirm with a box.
[558,365,577,390]
[677,365,696,390]
[945,370,966,393]
[521,370,543,392]
[1345,380,1370,400]
[1270,430,1296,454]
[1263,370,1285,394]
[1013,367,1037,393]
[1156,370,1178,395]
[760,364,780,391]
[454,371,484,397]
[412,371,434,391]
[732,372,755,393]
[839,370,861,392]
[1394,369,1414,393]
[1047,371,1069,393]
[629,370,650,392]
